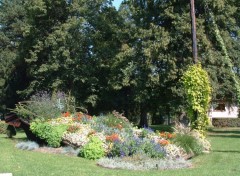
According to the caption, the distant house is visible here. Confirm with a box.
[208,101,239,120]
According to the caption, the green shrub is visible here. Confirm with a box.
[212,118,240,127]
[78,136,105,160]
[0,121,7,134]
[181,64,211,134]
[30,122,68,147]
[173,134,203,155]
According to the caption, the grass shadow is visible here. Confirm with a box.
[209,130,240,134]
[213,150,240,154]
[2,136,28,141]
[208,128,240,138]
[208,134,240,138]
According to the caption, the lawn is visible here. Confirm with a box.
[1,128,240,176]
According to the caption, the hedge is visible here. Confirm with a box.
[212,118,240,127]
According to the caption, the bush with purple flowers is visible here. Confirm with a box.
[108,136,165,158]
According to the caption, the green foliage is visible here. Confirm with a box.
[101,112,132,129]
[181,64,211,133]
[78,136,105,160]
[150,125,174,133]
[30,121,68,147]
[1,0,240,126]
[0,121,7,134]
[0,0,27,109]
[208,9,240,104]
[173,134,203,156]
[141,139,166,158]
[212,118,240,127]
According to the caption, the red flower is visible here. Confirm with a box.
[63,111,70,117]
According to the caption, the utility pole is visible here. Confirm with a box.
[190,0,198,63]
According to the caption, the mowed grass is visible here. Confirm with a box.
[1,128,240,176]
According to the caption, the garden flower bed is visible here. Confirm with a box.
[12,92,211,171]
[13,112,211,170]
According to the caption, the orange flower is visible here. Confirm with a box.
[116,124,123,130]
[63,111,70,117]
[159,139,170,146]
[167,133,173,139]
[160,132,175,139]
[160,132,166,138]
[106,134,119,142]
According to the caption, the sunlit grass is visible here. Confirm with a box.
[1,128,240,176]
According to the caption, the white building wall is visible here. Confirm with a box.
[209,106,238,118]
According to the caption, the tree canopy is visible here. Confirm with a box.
[0,0,239,125]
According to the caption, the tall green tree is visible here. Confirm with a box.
[0,0,28,111]
[111,0,240,125]
[0,0,122,113]
[1,0,239,123]
[110,0,194,126]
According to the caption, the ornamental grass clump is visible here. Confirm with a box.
[13,91,65,121]
[13,91,77,122]
[173,123,211,154]
[173,134,203,156]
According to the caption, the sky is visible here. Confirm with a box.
[112,0,123,9]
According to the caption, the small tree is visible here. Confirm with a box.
[181,64,211,135]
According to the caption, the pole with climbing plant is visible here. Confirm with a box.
[190,0,198,63]
[180,0,212,135]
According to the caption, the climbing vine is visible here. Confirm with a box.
[205,1,240,105]
[181,64,211,134]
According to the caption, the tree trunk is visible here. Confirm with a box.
[139,106,148,128]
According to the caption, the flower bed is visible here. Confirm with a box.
[12,91,211,171]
